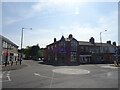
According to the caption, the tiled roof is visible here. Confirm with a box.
[79,41,94,46]
[95,43,116,47]
[79,41,116,47]
[46,35,117,48]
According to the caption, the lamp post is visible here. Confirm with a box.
[100,30,107,44]
[20,27,32,65]
[99,30,107,63]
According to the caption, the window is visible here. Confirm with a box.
[71,40,77,51]
[54,44,56,48]
[71,52,77,62]
[2,41,6,48]
[71,47,77,51]
[51,45,53,50]
[48,55,50,61]
[59,41,65,53]
[71,40,77,47]
[48,46,50,50]
[59,41,65,47]
[59,46,66,53]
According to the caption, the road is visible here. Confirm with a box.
[2,60,118,88]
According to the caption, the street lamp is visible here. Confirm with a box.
[100,30,107,44]
[99,30,107,58]
[99,30,107,63]
[20,27,32,64]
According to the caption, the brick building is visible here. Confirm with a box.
[44,34,117,65]
[1,35,18,64]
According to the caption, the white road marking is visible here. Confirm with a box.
[49,72,54,88]
[52,68,90,75]
[34,73,52,79]
[2,71,6,74]
[34,72,55,88]
[101,65,118,69]
[0,71,11,82]
[6,71,11,81]
[34,73,40,76]
[107,72,112,76]
[6,76,11,81]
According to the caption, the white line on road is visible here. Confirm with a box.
[6,71,11,81]
[49,72,54,88]
[6,76,11,81]
[7,71,11,76]
[0,71,11,82]
[107,72,112,76]
[34,73,52,79]
[2,71,6,74]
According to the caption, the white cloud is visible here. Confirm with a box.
[24,9,117,48]
[3,1,85,25]
[7,9,117,48]
[47,10,117,45]
[3,1,118,47]
[32,0,85,12]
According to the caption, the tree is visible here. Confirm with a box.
[38,48,44,60]
[29,44,40,60]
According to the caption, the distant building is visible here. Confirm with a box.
[1,35,19,64]
[44,34,116,65]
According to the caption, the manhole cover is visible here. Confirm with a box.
[52,68,90,75]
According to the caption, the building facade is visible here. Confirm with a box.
[1,35,18,64]
[44,34,117,65]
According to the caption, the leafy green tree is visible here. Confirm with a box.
[29,44,40,60]
[38,48,44,60]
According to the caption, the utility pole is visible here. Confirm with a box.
[20,27,32,65]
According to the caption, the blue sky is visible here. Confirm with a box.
[2,0,118,48]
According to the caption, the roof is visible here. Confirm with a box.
[0,35,19,48]
[46,35,117,48]
[95,43,116,47]
[79,41,94,46]
[79,41,116,47]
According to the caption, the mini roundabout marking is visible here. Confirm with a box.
[52,68,90,75]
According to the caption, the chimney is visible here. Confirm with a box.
[89,37,95,44]
[107,41,111,45]
[54,38,56,42]
[68,34,73,39]
[113,42,116,46]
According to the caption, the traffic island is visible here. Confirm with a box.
[52,68,90,75]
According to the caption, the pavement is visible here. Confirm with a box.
[1,60,119,88]
[2,63,27,71]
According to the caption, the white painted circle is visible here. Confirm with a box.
[52,68,90,75]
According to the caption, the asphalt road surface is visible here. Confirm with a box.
[2,60,118,88]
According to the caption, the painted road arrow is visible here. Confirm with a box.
[34,73,52,79]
